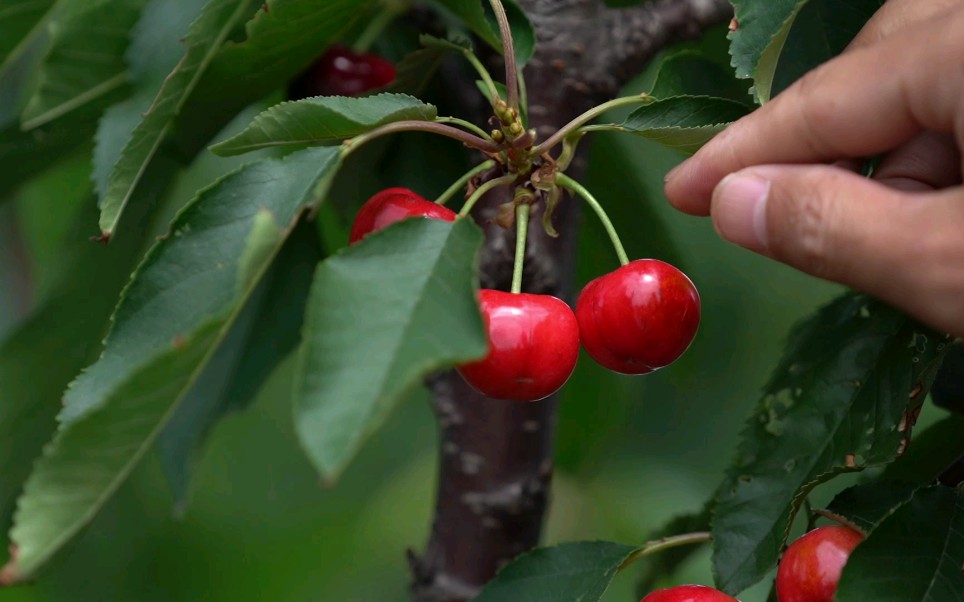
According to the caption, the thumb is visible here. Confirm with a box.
[709,165,964,337]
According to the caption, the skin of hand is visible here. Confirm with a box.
[663,1,964,338]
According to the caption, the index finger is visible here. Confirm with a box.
[664,4,964,215]
[847,0,960,49]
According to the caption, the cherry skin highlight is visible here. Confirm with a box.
[641,584,740,602]
[576,259,700,374]
[349,188,457,245]
[457,290,580,402]
[776,525,864,602]
[290,44,396,99]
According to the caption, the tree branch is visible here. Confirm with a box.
[410,1,731,600]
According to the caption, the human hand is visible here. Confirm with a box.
[663,0,964,338]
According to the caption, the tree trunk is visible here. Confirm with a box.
[409,2,732,600]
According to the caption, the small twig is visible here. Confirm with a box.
[435,116,495,142]
[488,0,519,111]
[343,120,502,155]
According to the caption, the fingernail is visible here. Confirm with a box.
[712,173,770,251]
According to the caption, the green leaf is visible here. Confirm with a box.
[65,147,341,422]
[210,93,437,156]
[97,0,259,236]
[711,293,947,595]
[172,0,373,158]
[880,414,964,483]
[823,481,920,533]
[930,340,964,414]
[91,0,205,200]
[20,0,150,129]
[293,217,486,481]
[1,322,222,584]
[728,0,803,104]
[728,0,883,104]
[474,541,638,602]
[837,485,964,601]
[0,147,341,582]
[0,193,157,569]
[768,0,884,100]
[599,96,751,154]
[156,219,323,509]
[650,50,751,103]
[430,0,535,64]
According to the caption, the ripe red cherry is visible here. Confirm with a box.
[290,44,396,99]
[349,188,457,245]
[776,525,864,602]
[457,290,580,402]
[641,584,740,602]
[576,259,700,374]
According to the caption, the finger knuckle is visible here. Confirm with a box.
[774,180,841,280]
[793,69,846,158]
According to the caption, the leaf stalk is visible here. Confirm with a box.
[618,532,713,572]
[343,120,501,156]
[533,94,652,155]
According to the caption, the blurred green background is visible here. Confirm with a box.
[1,31,925,602]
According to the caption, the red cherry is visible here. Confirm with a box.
[776,525,864,602]
[641,584,740,602]
[290,44,396,99]
[349,188,457,245]
[457,290,580,402]
[576,259,700,374]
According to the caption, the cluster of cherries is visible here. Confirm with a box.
[641,525,864,602]
[308,42,865,602]
[350,188,701,402]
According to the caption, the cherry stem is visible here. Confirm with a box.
[458,174,516,218]
[435,116,495,142]
[533,94,652,155]
[488,0,519,111]
[556,173,629,266]
[511,203,530,294]
[343,120,502,155]
[435,160,496,206]
[463,51,501,104]
[617,532,713,572]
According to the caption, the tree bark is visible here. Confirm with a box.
[409,2,732,600]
